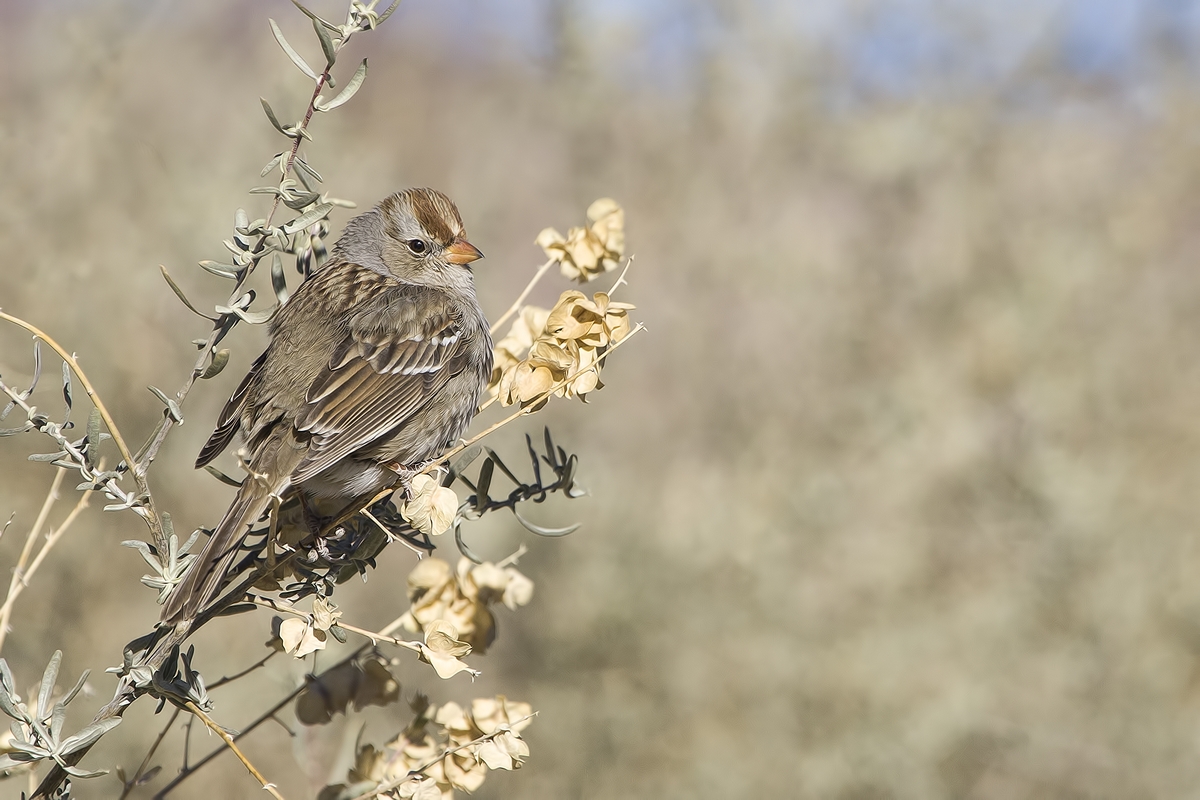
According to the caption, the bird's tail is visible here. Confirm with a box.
[160,480,277,626]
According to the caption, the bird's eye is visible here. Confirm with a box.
[407,239,427,254]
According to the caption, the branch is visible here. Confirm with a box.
[117,707,179,800]
[0,312,164,549]
[0,469,92,654]
[182,700,285,800]
[489,258,555,335]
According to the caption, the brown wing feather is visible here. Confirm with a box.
[195,350,268,469]
[289,297,469,484]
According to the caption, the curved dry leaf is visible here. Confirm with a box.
[421,621,475,679]
[400,475,458,536]
[280,617,326,658]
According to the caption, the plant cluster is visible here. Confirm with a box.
[0,1,640,797]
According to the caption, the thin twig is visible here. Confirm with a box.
[155,644,372,798]
[208,650,279,690]
[118,707,179,800]
[182,701,286,800]
[246,596,425,656]
[489,258,555,335]
[0,470,65,654]
[0,477,92,654]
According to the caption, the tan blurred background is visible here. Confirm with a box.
[5,0,1200,797]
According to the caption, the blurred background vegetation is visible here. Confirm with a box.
[4,0,1200,796]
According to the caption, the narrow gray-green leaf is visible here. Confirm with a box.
[58,717,121,757]
[313,16,337,67]
[260,97,290,136]
[199,349,230,380]
[159,266,218,320]
[290,0,340,32]
[269,19,318,80]
[203,465,243,487]
[294,157,323,184]
[376,0,402,25]
[85,408,100,463]
[514,509,580,537]
[197,261,242,279]
[282,191,322,210]
[147,387,183,423]
[225,304,279,325]
[316,59,367,111]
[37,651,61,722]
[61,362,72,414]
[282,202,333,234]
[271,253,290,304]
[58,669,89,709]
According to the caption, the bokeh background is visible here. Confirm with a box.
[4,0,1200,796]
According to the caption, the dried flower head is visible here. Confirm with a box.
[536,198,625,282]
[490,290,635,408]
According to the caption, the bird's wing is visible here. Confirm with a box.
[289,287,470,484]
[195,349,269,469]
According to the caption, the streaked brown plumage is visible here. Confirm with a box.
[161,188,492,625]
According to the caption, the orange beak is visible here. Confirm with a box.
[445,239,484,265]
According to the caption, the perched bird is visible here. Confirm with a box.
[161,188,492,625]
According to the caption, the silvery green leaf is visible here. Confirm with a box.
[282,191,321,210]
[259,153,284,178]
[313,16,337,66]
[58,717,121,757]
[121,540,161,571]
[85,408,100,464]
[227,304,279,325]
[376,0,402,25]
[6,739,49,759]
[476,457,494,504]
[247,185,283,197]
[146,387,183,423]
[58,669,89,709]
[50,703,65,742]
[290,0,339,32]
[0,686,22,722]
[282,202,334,234]
[514,509,580,537]
[271,254,290,304]
[61,362,72,415]
[0,660,16,697]
[269,19,319,80]
[235,207,249,229]
[199,349,229,380]
[203,465,243,487]
[260,97,291,136]
[64,763,110,778]
[198,261,242,279]
[28,451,67,463]
[294,157,323,184]
[160,267,219,320]
[315,59,367,111]
[222,237,248,255]
[37,651,61,722]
